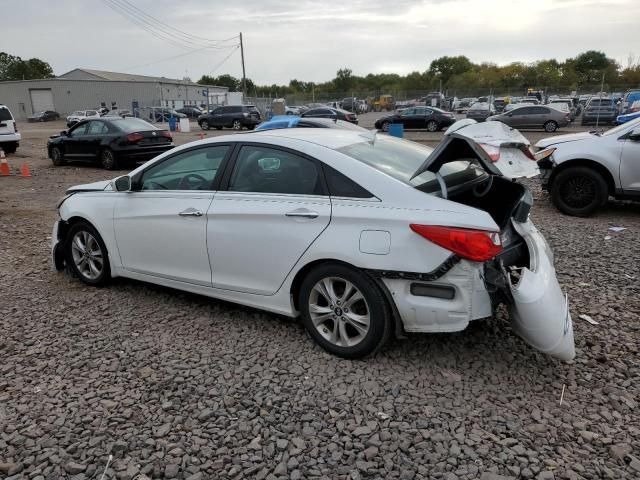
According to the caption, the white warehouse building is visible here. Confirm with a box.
[0,68,228,120]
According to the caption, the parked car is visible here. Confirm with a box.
[578,94,592,106]
[197,105,261,131]
[534,117,640,216]
[548,99,576,120]
[255,115,368,132]
[150,108,187,122]
[621,90,640,114]
[284,106,301,115]
[51,121,575,360]
[493,98,507,113]
[581,97,617,125]
[519,97,540,105]
[374,106,456,132]
[291,105,309,114]
[341,97,358,113]
[28,110,60,122]
[301,107,358,124]
[466,102,496,122]
[176,106,203,119]
[616,100,640,124]
[67,109,100,128]
[47,117,174,170]
[488,105,570,132]
[103,109,133,118]
[503,103,528,113]
[0,104,20,153]
[419,92,447,109]
[455,98,477,113]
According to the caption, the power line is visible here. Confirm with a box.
[208,46,241,76]
[120,43,237,72]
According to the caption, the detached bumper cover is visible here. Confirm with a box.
[51,220,65,271]
[506,220,575,361]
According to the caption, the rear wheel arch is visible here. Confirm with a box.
[549,159,615,195]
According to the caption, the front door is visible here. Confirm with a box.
[82,120,109,159]
[619,129,640,193]
[64,122,89,158]
[208,144,331,295]
[114,144,231,285]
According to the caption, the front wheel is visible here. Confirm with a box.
[100,149,118,170]
[200,120,210,130]
[551,166,608,217]
[544,121,558,132]
[232,120,243,130]
[426,120,439,132]
[298,264,392,359]
[65,222,110,286]
[51,146,66,166]
[381,121,390,132]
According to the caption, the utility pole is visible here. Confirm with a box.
[240,32,247,103]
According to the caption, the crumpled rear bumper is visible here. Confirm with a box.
[506,220,575,361]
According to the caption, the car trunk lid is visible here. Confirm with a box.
[411,120,539,180]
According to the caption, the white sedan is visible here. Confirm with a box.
[52,121,575,360]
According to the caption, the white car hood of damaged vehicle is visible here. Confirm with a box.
[535,131,593,149]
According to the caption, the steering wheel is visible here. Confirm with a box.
[178,173,208,190]
[145,180,169,190]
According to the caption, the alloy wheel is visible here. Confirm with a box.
[308,277,370,347]
[233,120,242,130]
[427,120,438,132]
[561,175,596,209]
[382,122,390,132]
[70,231,104,281]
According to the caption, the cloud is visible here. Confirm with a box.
[1,0,638,84]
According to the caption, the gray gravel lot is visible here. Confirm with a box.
[0,119,639,480]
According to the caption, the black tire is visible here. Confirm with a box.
[200,120,210,130]
[215,126,222,130]
[2,142,18,154]
[551,167,608,217]
[426,120,439,132]
[381,121,390,132]
[100,149,118,170]
[298,263,392,359]
[65,221,111,286]
[51,146,66,166]
[544,121,558,132]
[232,119,243,130]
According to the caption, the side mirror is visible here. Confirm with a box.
[113,175,131,192]
[629,129,640,141]
[60,130,68,136]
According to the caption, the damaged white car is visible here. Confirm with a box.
[51,120,575,360]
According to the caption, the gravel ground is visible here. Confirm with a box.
[1,119,639,480]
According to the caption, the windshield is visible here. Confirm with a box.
[71,111,84,116]
[601,117,640,136]
[112,118,158,132]
[336,135,487,192]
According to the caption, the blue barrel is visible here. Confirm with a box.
[388,123,404,138]
[168,117,177,131]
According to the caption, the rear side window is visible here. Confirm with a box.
[0,107,12,121]
[322,164,373,199]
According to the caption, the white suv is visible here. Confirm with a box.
[66,109,100,128]
[0,105,20,154]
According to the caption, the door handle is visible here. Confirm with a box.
[179,208,203,217]
[285,209,319,219]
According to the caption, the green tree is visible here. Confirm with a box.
[333,68,354,93]
[428,56,473,86]
[0,52,54,80]
[197,74,240,91]
[573,50,617,85]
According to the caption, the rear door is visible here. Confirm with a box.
[208,143,331,295]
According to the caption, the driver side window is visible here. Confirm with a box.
[141,145,229,191]
[70,123,88,136]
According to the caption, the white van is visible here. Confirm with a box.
[0,105,20,153]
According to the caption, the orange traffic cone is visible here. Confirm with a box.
[20,163,31,177]
[0,149,9,176]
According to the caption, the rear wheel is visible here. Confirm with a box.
[65,222,110,286]
[426,120,439,132]
[544,121,558,132]
[551,166,608,217]
[232,120,243,130]
[2,142,18,154]
[100,149,118,170]
[51,146,66,166]
[298,263,392,359]
[200,120,210,130]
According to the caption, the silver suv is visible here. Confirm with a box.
[0,105,21,153]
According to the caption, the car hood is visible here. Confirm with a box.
[535,132,593,148]
[65,180,112,194]
[412,119,538,180]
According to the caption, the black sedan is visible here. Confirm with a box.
[28,111,60,122]
[301,107,358,124]
[47,117,174,170]
[374,106,455,132]
[176,106,203,119]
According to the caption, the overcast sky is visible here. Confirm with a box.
[3,0,639,84]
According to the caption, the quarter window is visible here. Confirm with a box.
[322,164,373,198]
[228,146,324,195]
[140,145,229,191]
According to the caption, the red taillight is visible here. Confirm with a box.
[520,146,536,160]
[127,132,144,143]
[161,130,172,139]
[13,121,18,133]
[410,224,502,262]
[478,143,500,162]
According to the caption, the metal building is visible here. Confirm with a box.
[0,68,228,120]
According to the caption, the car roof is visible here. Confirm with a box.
[212,127,374,150]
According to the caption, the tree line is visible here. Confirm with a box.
[198,50,640,99]
[0,52,54,81]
